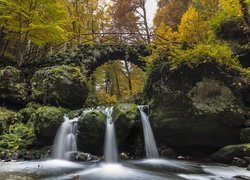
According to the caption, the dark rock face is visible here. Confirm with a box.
[0,66,27,106]
[145,62,247,152]
[31,65,88,109]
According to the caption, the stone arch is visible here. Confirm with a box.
[73,44,151,77]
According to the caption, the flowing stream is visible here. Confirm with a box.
[138,105,159,159]
[103,107,118,163]
[52,115,79,160]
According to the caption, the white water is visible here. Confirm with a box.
[103,107,118,163]
[52,115,79,160]
[138,105,159,159]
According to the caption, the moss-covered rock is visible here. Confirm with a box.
[31,65,88,109]
[0,66,27,106]
[112,103,140,144]
[30,106,69,146]
[211,144,250,163]
[17,103,41,123]
[240,128,250,143]
[77,110,106,155]
[0,107,19,135]
[145,62,247,152]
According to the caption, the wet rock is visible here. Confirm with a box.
[119,152,130,160]
[31,65,88,109]
[145,62,247,151]
[241,128,250,143]
[0,66,28,106]
[30,106,69,146]
[211,144,250,163]
[161,148,177,159]
[231,157,248,167]
[71,152,100,162]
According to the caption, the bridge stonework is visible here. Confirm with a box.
[30,44,152,77]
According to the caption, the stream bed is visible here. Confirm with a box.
[0,159,250,180]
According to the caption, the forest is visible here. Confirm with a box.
[0,0,250,179]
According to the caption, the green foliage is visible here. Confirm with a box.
[210,0,243,32]
[0,123,35,151]
[0,107,19,134]
[169,42,240,68]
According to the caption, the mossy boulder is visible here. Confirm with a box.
[0,66,27,106]
[17,103,41,123]
[29,106,69,146]
[240,128,250,143]
[211,144,250,163]
[31,65,88,109]
[112,103,140,144]
[77,110,106,155]
[0,107,19,135]
[145,62,247,152]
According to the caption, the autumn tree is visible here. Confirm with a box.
[0,0,68,66]
[111,0,151,44]
[154,0,191,31]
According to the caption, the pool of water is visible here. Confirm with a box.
[0,159,249,180]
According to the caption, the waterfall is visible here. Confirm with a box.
[52,115,79,160]
[138,105,159,159]
[103,107,118,163]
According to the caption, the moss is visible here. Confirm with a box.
[211,144,250,163]
[0,123,35,151]
[17,102,42,123]
[112,103,139,123]
[112,103,140,144]
[0,107,19,135]
[29,106,69,146]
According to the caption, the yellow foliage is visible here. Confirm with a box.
[179,5,209,45]
[154,22,180,49]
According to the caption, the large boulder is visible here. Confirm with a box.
[29,106,69,146]
[77,109,106,155]
[0,66,27,106]
[31,65,88,109]
[145,62,247,152]
[211,144,250,163]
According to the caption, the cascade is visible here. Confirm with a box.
[52,115,79,160]
[103,107,118,163]
[138,105,159,159]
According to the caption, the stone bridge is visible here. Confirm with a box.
[30,44,152,76]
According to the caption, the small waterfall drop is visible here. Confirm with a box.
[53,115,79,160]
[138,105,159,159]
[103,107,118,163]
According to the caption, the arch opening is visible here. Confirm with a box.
[86,60,145,106]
